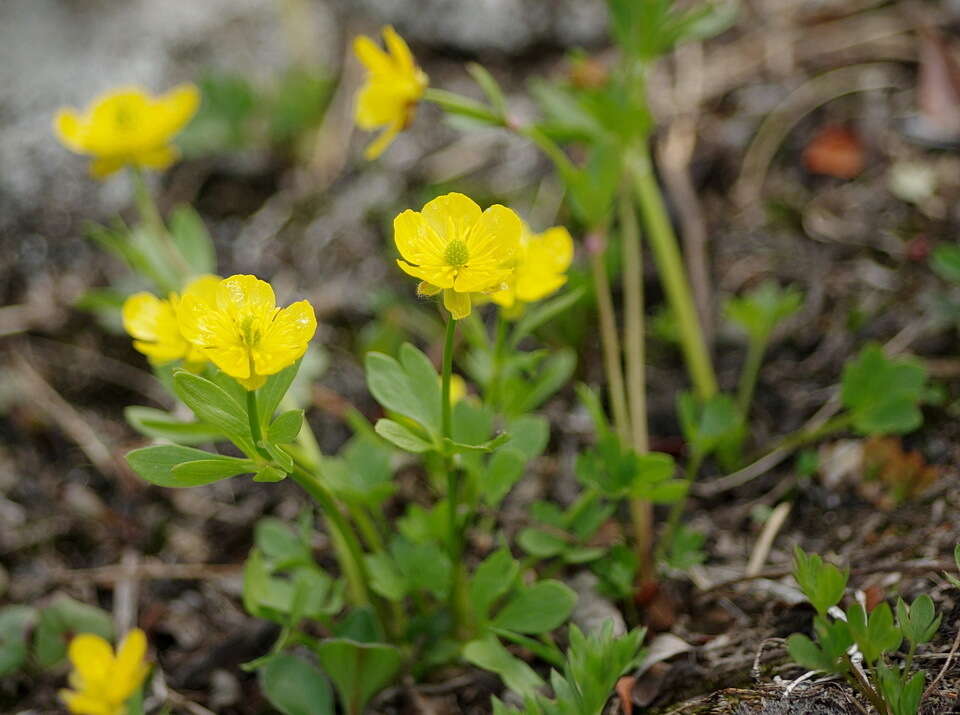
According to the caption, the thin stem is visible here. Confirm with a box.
[440,317,468,637]
[588,238,631,444]
[246,390,272,461]
[619,187,654,582]
[737,336,767,419]
[627,143,717,400]
[659,450,705,562]
[128,167,192,282]
[290,465,371,608]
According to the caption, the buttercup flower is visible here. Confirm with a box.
[54,85,200,178]
[122,275,220,368]
[60,628,150,715]
[177,274,317,390]
[353,26,428,159]
[491,223,574,317]
[394,193,522,319]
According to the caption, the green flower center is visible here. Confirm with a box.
[239,315,262,347]
[444,239,469,267]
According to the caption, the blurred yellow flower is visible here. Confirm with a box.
[394,193,521,320]
[491,224,574,317]
[449,374,467,405]
[354,26,428,159]
[54,85,200,178]
[123,275,220,368]
[178,274,317,390]
[60,628,149,715]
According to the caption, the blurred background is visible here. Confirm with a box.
[4,0,960,711]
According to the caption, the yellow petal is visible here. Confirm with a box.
[89,156,126,179]
[238,373,267,390]
[54,109,86,152]
[464,204,522,271]
[216,274,276,317]
[417,281,442,296]
[253,300,317,376]
[383,26,415,74]
[106,629,148,702]
[453,266,512,293]
[363,120,401,159]
[442,289,471,319]
[396,259,455,289]
[67,634,114,686]
[204,344,252,380]
[123,293,187,363]
[182,274,222,305]
[421,192,482,244]
[60,689,116,715]
[353,34,393,75]
[135,145,178,171]
[157,84,200,135]
[394,209,448,267]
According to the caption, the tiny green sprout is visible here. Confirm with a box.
[792,546,848,616]
[846,602,902,665]
[786,615,853,675]
[946,543,960,589]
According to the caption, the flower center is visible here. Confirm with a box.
[113,104,138,132]
[444,239,469,267]
[239,315,261,347]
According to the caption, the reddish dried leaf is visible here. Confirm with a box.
[616,675,636,715]
[864,584,886,613]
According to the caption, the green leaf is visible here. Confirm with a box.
[256,518,311,567]
[313,639,403,715]
[948,544,960,589]
[504,415,550,460]
[724,280,802,343]
[0,606,35,676]
[255,465,288,483]
[504,348,576,415]
[518,528,568,558]
[841,344,927,436]
[424,88,501,124]
[168,205,216,275]
[492,580,576,634]
[510,287,586,348]
[268,410,304,444]
[365,345,441,435]
[481,447,528,506]
[172,458,259,483]
[846,602,901,664]
[257,360,303,426]
[374,419,434,454]
[469,549,520,621]
[678,391,742,459]
[792,546,848,616]
[33,595,113,668]
[466,63,507,119]
[463,635,545,698]
[897,595,941,647]
[365,553,407,601]
[173,371,257,455]
[931,244,960,284]
[127,445,255,487]
[787,634,835,673]
[125,406,223,444]
[259,654,334,715]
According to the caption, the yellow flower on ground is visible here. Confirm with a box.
[178,274,317,390]
[353,26,428,159]
[60,628,149,715]
[122,275,220,368]
[54,85,200,179]
[491,223,574,317]
[394,192,522,320]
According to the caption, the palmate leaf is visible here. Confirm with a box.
[365,343,441,438]
[841,344,927,436]
[313,639,403,715]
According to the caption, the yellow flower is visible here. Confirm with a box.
[60,629,149,715]
[449,374,468,406]
[491,223,574,317]
[354,26,428,159]
[54,85,200,179]
[394,193,522,320]
[122,275,220,368]
[178,274,317,390]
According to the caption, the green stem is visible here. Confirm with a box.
[737,336,767,420]
[588,240,631,444]
[619,187,654,582]
[440,317,468,637]
[129,167,192,282]
[659,450,705,562]
[246,390,272,461]
[486,313,507,409]
[774,413,855,454]
[627,143,717,400]
[290,465,371,608]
